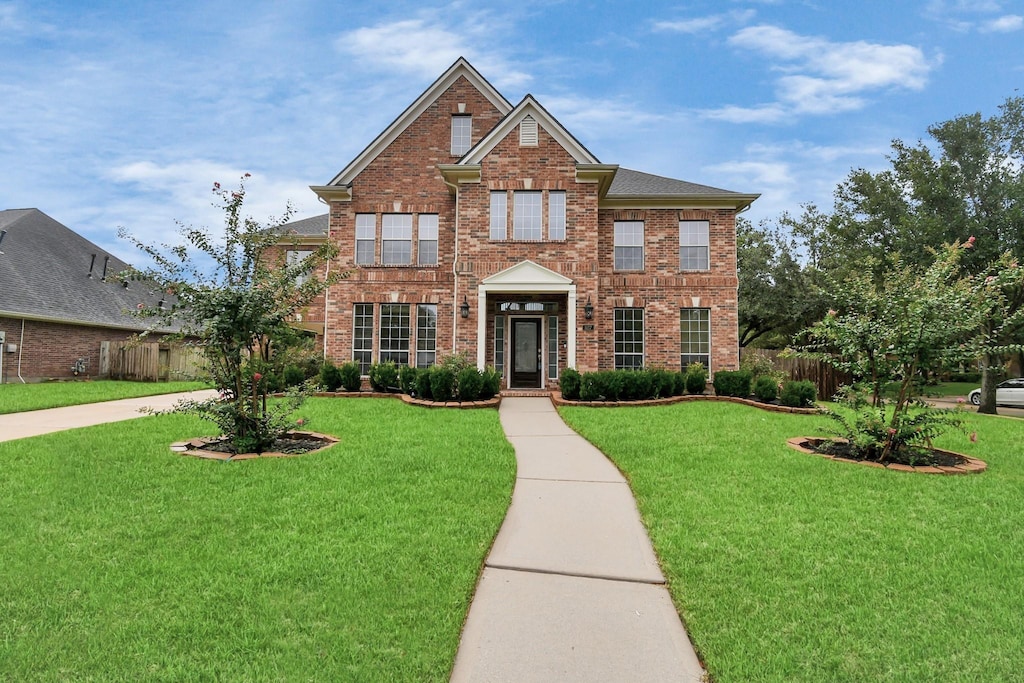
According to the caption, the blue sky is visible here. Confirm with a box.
[2,0,1022,261]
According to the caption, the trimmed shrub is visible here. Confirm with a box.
[429,366,456,402]
[580,372,601,401]
[780,379,817,407]
[283,364,306,388]
[399,365,418,395]
[713,370,752,398]
[339,361,362,392]
[754,376,778,402]
[368,361,399,392]
[673,371,687,396]
[560,367,582,400]
[649,368,675,399]
[320,361,342,392]
[685,363,708,394]
[622,370,654,400]
[480,367,501,400]
[415,366,434,400]
[457,367,483,401]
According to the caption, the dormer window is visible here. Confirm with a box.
[451,115,472,155]
[519,115,538,146]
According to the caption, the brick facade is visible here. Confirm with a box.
[0,317,138,382]
[302,59,755,389]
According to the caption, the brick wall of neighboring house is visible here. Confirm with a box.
[0,317,139,382]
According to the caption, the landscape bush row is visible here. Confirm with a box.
[559,364,708,401]
[318,354,501,402]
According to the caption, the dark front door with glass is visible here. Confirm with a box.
[511,319,542,388]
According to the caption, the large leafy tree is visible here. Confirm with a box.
[120,176,342,453]
[737,215,827,347]
[805,96,1024,412]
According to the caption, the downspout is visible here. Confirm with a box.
[441,176,460,354]
[17,318,26,383]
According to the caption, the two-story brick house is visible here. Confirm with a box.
[287,58,757,390]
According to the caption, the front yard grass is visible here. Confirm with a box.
[0,398,515,681]
[559,402,1024,682]
[0,379,210,414]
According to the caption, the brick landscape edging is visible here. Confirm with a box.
[550,392,820,414]
[308,391,501,409]
[786,437,987,474]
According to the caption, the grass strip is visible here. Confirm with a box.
[0,380,210,414]
[0,398,515,681]
[559,401,1024,682]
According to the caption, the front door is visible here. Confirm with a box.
[511,319,542,388]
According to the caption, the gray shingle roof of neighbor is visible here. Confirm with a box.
[279,213,329,237]
[0,209,172,331]
[607,168,743,197]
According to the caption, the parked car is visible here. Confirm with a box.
[968,378,1024,407]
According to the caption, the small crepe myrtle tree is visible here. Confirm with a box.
[120,175,343,453]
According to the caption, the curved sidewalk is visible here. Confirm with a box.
[0,389,218,442]
[450,397,705,682]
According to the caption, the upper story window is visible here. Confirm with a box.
[355,214,375,265]
[286,249,313,286]
[489,192,507,240]
[614,220,644,270]
[451,115,472,155]
[381,214,413,265]
[548,191,565,241]
[490,190,565,241]
[417,214,438,266]
[513,191,542,240]
[680,220,710,270]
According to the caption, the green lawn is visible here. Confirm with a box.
[559,402,1024,682]
[0,380,210,414]
[0,398,515,681]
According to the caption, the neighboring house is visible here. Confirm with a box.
[280,57,758,390]
[0,209,167,382]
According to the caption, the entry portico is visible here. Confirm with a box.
[476,260,577,389]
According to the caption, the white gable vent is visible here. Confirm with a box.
[520,116,538,146]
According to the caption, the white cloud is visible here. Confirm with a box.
[981,14,1024,32]
[704,25,936,122]
[652,9,755,34]
[335,13,531,89]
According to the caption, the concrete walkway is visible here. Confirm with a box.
[450,397,705,682]
[0,389,218,442]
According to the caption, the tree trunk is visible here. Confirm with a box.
[978,353,1005,415]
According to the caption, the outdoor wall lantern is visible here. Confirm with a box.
[584,296,594,320]
[460,295,470,319]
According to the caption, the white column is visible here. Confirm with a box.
[567,286,577,369]
[476,286,488,370]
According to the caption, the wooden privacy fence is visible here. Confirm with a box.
[740,348,852,401]
[100,341,207,382]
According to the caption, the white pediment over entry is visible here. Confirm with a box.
[481,260,574,292]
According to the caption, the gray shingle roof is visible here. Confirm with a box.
[0,209,169,330]
[279,213,329,237]
[607,168,742,197]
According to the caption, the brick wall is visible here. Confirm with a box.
[0,316,139,382]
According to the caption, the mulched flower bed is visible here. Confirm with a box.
[170,431,338,461]
[787,437,986,474]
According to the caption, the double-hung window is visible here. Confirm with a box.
[355,214,375,265]
[286,249,312,285]
[680,308,710,369]
[489,192,507,240]
[353,303,374,374]
[417,214,438,266]
[614,221,644,270]
[451,115,472,155]
[416,304,437,368]
[379,304,411,365]
[680,220,710,270]
[513,191,542,240]
[614,308,644,370]
[548,191,565,241]
[381,214,412,265]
